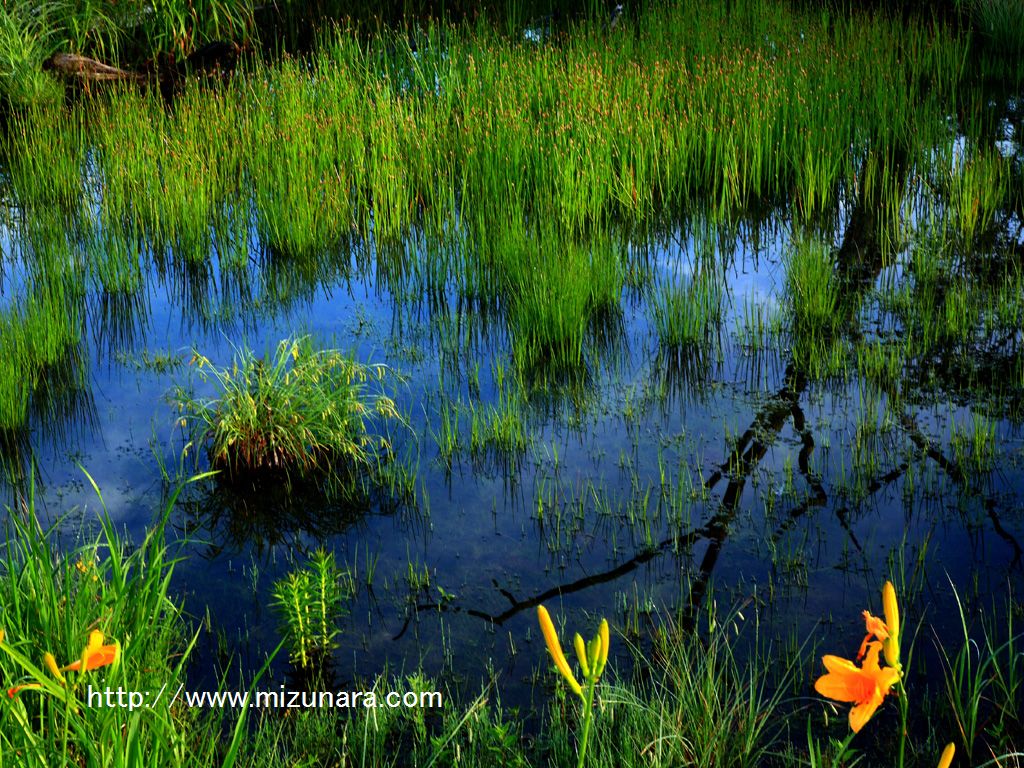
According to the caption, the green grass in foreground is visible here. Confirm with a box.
[0,476,251,767]
[2,478,1023,766]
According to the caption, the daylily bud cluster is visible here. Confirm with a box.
[537,604,609,700]
[537,605,610,768]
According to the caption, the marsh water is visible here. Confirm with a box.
[1,26,1023,712]
[4,192,1023,711]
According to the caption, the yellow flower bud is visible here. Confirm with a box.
[882,581,901,670]
[936,742,955,768]
[44,652,66,684]
[574,633,590,678]
[537,605,583,699]
[596,618,610,678]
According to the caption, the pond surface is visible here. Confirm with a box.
[3,174,1022,713]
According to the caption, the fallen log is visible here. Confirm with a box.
[43,53,143,84]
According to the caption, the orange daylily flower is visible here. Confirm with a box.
[936,742,955,768]
[6,629,120,699]
[814,641,900,733]
[858,610,889,659]
[62,629,120,673]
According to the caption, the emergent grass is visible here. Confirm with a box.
[173,336,406,486]
[0,0,1020,426]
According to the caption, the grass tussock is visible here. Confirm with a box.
[173,337,405,486]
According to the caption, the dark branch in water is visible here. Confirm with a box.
[898,411,1023,567]
[391,526,709,639]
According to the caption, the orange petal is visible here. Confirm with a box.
[62,644,118,673]
[815,669,874,703]
[821,654,860,675]
[860,641,883,673]
[873,666,901,694]
[863,611,889,641]
[848,692,883,733]
[85,645,118,671]
[7,683,42,698]
[815,672,859,702]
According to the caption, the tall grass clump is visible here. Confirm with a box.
[0,2,61,107]
[2,0,256,68]
[936,582,1024,762]
[0,476,251,767]
[4,105,87,210]
[0,286,82,432]
[650,268,723,352]
[500,230,623,375]
[946,145,1010,244]
[785,238,840,338]
[958,0,1024,59]
[244,56,363,257]
[174,336,406,487]
[545,602,791,768]
[784,237,848,379]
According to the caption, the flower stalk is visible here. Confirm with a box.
[537,605,610,768]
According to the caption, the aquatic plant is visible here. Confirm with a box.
[785,238,839,339]
[650,269,722,352]
[174,337,405,485]
[271,549,354,669]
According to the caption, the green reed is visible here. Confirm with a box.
[785,238,839,339]
[0,282,81,431]
[650,269,723,352]
[0,0,1016,425]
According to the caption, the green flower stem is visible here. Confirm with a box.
[897,678,908,768]
[576,671,598,768]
